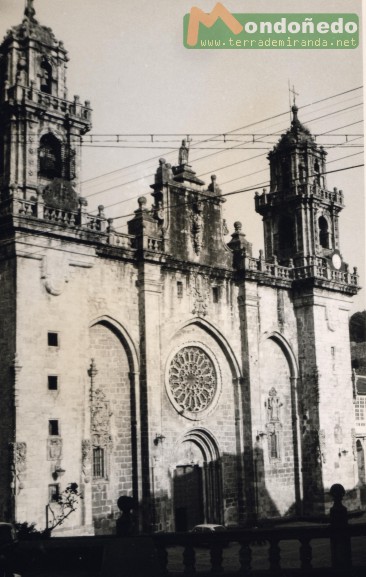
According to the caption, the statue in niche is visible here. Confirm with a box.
[191,202,203,254]
[267,387,281,421]
[191,273,208,316]
[154,201,164,224]
[179,139,189,165]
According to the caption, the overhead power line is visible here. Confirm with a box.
[84,107,364,211]
[92,130,363,215]
[82,105,363,205]
[111,163,364,227]
[80,85,363,186]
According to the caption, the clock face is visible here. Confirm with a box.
[332,253,342,270]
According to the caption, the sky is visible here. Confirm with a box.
[1,0,365,311]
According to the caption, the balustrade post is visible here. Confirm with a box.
[36,189,44,219]
[299,537,312,571]
[183,540,196,576]
[268,538,281,574]
[210,541,224,574]
[155,541,168,576]
[107,218,116,245]
[329,483,352,573]
[98,205,107,232]
[258,249,265,271]
[238,540,252,575]
[78,196,88,226]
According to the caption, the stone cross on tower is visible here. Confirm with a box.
[289,84,299,106]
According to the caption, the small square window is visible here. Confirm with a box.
[48,332,59,347]
[49,420,59,436]
[48,484,60,503]
[177,281,183,298]
[212,287,220,303]
[48,376,58,391]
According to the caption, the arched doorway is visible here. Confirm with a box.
[173,429,222,531]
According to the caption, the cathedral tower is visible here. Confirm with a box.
[0,0,91,212]
[252,104,359,515]
[256,105,344,271]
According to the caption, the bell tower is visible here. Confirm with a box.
[0,0,91,212]
[256,105,344,272]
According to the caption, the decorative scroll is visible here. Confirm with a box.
[317,429,326,464]
[168,347,217,413]
[81,439,92,483]
[47,438,63,461]
[10,442,27,494]
[42,252,69,296]
[91,388,113,448]
[351,428,357,461]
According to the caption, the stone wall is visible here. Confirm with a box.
[0,257,16,520]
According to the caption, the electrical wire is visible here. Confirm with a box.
[83,105,364,207]
[80,85,363,186]
[110,162,364,227]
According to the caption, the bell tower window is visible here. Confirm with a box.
[278,216,295,257]
[40,59,53,94]
[319,216,330,249]
[314,160,321,185]
[39,134,62,179]
[282,159,291,191]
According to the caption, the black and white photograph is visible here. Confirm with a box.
[0,0,365,575]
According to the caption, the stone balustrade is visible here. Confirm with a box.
[243,254,358,289]
[147,237,164,252]
[255,184,344,209]
[6,84,91,123]
[16,520,366,575]
[6,196,136,250]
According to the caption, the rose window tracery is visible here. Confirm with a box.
[168,347,217,413]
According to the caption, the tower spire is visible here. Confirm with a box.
[24,0,36,21]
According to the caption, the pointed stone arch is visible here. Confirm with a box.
[172,316,242,381]
[171,428,223,529]
[87,316,140,533]
[262,330,299,379]
[89,315,139,374]
[259,331,302,515]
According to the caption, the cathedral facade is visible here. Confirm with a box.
[0,3,361,535]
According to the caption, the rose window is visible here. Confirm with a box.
[168,347,217,413]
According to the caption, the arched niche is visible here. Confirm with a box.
[88,318,139,534]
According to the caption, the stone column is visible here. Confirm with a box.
[137,262,163,532]
[238,280,261,523]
